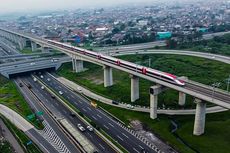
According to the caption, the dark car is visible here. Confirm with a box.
[112,100,119,105]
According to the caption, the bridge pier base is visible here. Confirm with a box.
[178,76,188,106]
[130,75,139,102]
[104,65,113,87]
[74,56,84,73]
[72,55,76,71]
[150,85,166,119]
[31,42,37,52]
[193,99,206,136]
[179,92,186,106]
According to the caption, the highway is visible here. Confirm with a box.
[38,72,169,153]
[111,49,230,64]
[23,75,117,153]
[14,77,81,153]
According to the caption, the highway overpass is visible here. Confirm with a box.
[0,28,229,136]
[0,57,71,78]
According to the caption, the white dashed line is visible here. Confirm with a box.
[122,133,129,139]
[82,108,87,112]
[96,114,102,118]
[92,116,97,120]
[99,144,105,150]
[104,125,109,130]
[133,147,140,153]
[117,135,124,141]
[108,123,114,127]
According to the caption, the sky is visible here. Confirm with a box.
[0,0,157,14]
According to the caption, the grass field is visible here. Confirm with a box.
[0,76,43,129]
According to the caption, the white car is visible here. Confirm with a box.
[77,124,85,132]
[40,75,44,79]
[77,87,82,92]
[127,104,134,109]
[30,62,35,65]
[41,86,44,90]
[87,125,94,132]
[33,78,37,82]
[59,91,63,95]
[47,78,51,81]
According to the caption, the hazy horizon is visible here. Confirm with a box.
[0,0,225,15]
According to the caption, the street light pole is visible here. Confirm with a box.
[148,58,151,67]
[227,74,230,92]
[211,82,221,102]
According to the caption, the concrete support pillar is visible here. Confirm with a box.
[150,85,166,119]
[130,75,139,102]
[178,76,188,106]
[18,41,24,50]
[179,92,186,106]
[150,92,158,119]
[103,65,113,87]
[72,55,76,71]
[74,56,84,73]
[41,46,49,52]
[193,99,206,136]
[31,42,37,52]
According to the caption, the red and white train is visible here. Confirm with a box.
[47,40,185,86]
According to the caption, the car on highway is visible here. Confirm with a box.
[77,124,85,132]
[40,75,44,79]
[41,86,44,90]
[59,91,63,95]
[30,62,35,65]
[47,78,51,81]
[112,100,119,105]
[51,95,55,99]
[70,112,76,117]
[87,125,94,132]
[19,83,23,87]
[33,78,37,82]
[127,104,134,109]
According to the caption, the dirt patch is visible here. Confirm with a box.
[130,120,178,153]
[85,76,103,85]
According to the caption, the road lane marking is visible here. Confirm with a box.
[108,123,114,127]
[104,125,109,130]
[92,116,97,120]
[138,145,144,149]
[82,108,87,112]
[117,135,124,141]
[99,144,105,150]
[96,114,102,118]
[133,147,140,153]
[122,133,129,139]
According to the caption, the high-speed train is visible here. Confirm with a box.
[47,40,185,86]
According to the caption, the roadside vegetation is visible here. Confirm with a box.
[0,75,43,152]
[0,115,42,153]
[0,75,43,128]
